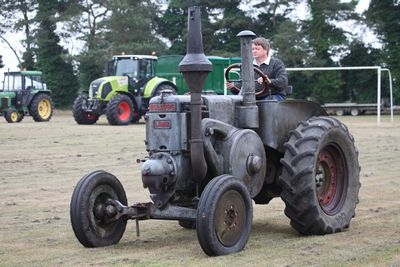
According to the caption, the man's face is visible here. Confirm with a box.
[252,44,268,60]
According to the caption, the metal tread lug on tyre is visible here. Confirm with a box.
[70,170,128,247]
[279,116,361,235]
[196,174,253,256]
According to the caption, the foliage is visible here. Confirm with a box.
[35,0,79,108]
[104,0,167,55]
[1,0,398,106]
[0,54,4,69]
[0,0,38,70]
[365,0,400,103]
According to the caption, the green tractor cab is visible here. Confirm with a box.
[0,71,54,123]
[73,55,177,125]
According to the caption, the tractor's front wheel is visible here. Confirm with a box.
[279,116,360,235]
[29,93,54,122]
[72,95,99,124]
[5,108,23,123]
[196,174,253,256]
[70,171,128,247]
[106,94,133,125]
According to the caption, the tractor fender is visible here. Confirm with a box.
[24,90,51,108]
[91,76,129,101]
[143,77,176,98]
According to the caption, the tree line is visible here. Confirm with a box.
[0,0,399,107]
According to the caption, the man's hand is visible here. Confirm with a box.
[257,76,271,84]
[226,81,235,89]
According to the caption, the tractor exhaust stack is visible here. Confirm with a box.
[179,5,212,182]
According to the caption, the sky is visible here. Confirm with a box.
[1,0,372,80]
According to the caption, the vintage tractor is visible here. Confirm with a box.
[72,54,177,125]
[70,6,360,256]
[0,70,54,123]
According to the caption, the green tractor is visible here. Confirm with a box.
[0,70,54,123]
[73,55,177,125]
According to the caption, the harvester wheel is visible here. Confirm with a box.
[106,94,133,125]
[70,170,128,247]
[196,174,252,256]
[5,108,23,123]
[279,116,360,235]
[29,93,54,122]
[72,95,99,124]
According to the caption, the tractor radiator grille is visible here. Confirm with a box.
[1,98,8,108]
[101,82,112,99]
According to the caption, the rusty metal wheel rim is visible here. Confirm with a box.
[316,144,347,215]
[89,185,119,236]
[215,190,246,247]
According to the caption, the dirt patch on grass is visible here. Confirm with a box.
[1,111,399,266]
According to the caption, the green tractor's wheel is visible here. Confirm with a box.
[29,93,54,122]
[106,94,133,125]
[5,108,23,123]
[70,170,128,247]
[196,174,253,256]
[279,116,361,235]
[73,95,99,124]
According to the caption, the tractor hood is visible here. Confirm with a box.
[89,76,129,100]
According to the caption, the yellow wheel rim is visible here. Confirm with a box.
[38,99,52,119]
[10,111,18,122]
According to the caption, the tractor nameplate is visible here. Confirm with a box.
[154,120,171,129]
[149,103,177,112]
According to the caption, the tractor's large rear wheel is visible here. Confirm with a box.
[70,171,128,247]
[29,93,54,122]
[73,95,99,124]
[279,116,360,235]
[106,94,133,125]
[196,175,253,256]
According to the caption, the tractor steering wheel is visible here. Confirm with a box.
[224,63,269,98]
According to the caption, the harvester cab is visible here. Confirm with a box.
[0,71,54,123]
[73,54,177,125]
[70,4,360,256]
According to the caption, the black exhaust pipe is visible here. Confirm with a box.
[179,6,212,182]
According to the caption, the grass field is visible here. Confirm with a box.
[1,111,399,266]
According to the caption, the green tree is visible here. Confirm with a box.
[70,0,111,89]
[286,0,358,102]
[340,41,382,103]
[35,0,79,107]
[105,0,167,55]
[74,0,166,89]
[0,0,38,70]
[157,0,257,56]
[365,0,400,103]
